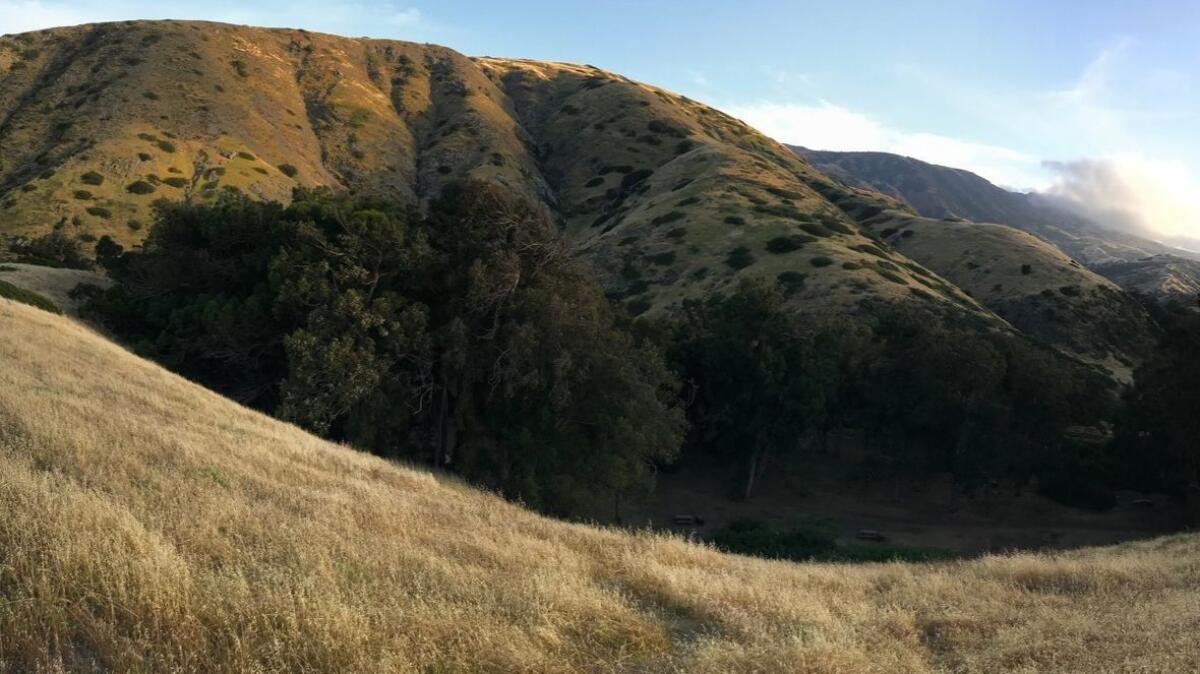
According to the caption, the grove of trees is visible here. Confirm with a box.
[79,183,1198,519]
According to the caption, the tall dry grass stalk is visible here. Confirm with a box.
[1,298,1198,673]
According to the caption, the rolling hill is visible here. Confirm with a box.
[0,20,996,327]
[0,20,1164,373]
[3,294,1200,672]
[795,147,1200,300]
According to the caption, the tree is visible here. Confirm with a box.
[671,279,841,500]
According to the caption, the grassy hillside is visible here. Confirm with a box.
[2,285,1200,672]
[795,147,1200,301]
[0,21,994,326]
[872,215,1157,375]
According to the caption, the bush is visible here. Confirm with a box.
[126,181,156,194]
[73,190,92,200]
[137,152,152,161]
[156,140,176,153]
[0,279,61,315]
[584,177,603,188]
[278,164,298,178]
[161,177,189,188]
[80,171,105,186]
[799,222,834,238]
[620,168,653,189]
[725,246,755,270]
[765,235,815,254]
[1060,285,1081,297]
[776,271,806,296]
[646,251,676,266]
[1021,264,1033,275]
[86,206,113,219]
[142,91,159,100]
[651,211,685,226]
[9,231,93,270]
[810,256,833,268]
[724,216,746,226]
[231,59,249,77]
[676,196,700,207]
[237,151,256,161]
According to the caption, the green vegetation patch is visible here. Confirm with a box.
[725,246,755,270]
[0,279,61,315]
[711,519,953,563]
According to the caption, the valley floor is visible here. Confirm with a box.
[2,298,1199,673]
[628,460,1176,556]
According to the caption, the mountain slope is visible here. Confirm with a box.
[4,297,1200,673]
[0,21,996,327]
[794,147,1200,300]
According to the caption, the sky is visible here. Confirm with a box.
[3,0,1199,239]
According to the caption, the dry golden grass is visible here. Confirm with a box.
[1,298,1198,673]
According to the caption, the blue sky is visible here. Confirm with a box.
[3,1,1199,237]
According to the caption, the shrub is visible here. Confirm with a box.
[901,229,914,238]
[853,243,889,259]
[138,152,152,161]
[560,104,582,115]
[646,119,689,138]
[126,181,156,195]
[665,227,687,240]
[646,251,676,266]
[80,171,105,186]
[651,211,685,226]
[725,246,755,270]
[1021,264,1033,275]
[765,186,803,200]
[799,222,834,238]
[19,184,36,192]
[584,177,603,188]
[776,271,807,296]
[1060,285,1081,297]
[842,261,863,270]
[810,256,834,268]
[0,279,61,315]
[10,231,92,270]
[676,196,700,207]
[39,169,55,179]
[157,140,176,153]
[73,190,92,200]
[765,235,816,254]
[231,59,249,77]
[86,206,113,219]
[620,169,653,189]
[142,91,159,100]
[161,177,189,188]
[127,220,144,232]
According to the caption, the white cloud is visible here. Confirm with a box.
[724,100,1047,190]
[1038,155,1200,241]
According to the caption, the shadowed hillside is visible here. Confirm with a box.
[3,296,1200,672]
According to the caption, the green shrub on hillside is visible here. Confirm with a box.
[86,206,113,219]
[80,171,105,186]
[278,164,298,178]
[0,280,61,315]
[126,181,156,194]
[725,246,755,270]
[161,177,189,188]
[810,256,833,267]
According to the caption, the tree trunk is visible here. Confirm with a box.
[744,452,759,501]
